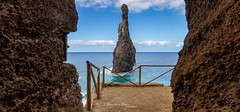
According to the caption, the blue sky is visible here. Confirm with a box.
[68,0,188,52]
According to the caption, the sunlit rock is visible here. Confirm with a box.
[112,4,136,73]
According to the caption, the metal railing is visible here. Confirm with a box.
[86,61,174,110]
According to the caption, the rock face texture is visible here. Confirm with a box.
[112,4,136,73]
[171,0,240,111]
[0,0,83,111]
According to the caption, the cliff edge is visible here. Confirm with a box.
[171,0,240,111]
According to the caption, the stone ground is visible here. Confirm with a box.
[87,85,173,112]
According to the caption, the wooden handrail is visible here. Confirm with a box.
[107,66,140,86]
[86,61,106,110]
[140,65,175,67]
[90,67,98,94]
[87,61,100,70]
[98,66,104,69]
[105,65,174,87]
[105,67,138,86]
[86,60,175,110]
[142,68,174,87]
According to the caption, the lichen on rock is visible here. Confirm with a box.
[112,4,136,73]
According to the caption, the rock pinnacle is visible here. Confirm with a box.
[112,4,136,73]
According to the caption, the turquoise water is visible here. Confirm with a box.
[66,52,178,104]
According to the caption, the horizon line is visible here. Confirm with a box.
[67,52,179,53]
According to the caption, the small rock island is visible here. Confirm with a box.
[112,4,136,73]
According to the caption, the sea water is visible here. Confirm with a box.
[65,52,178,104]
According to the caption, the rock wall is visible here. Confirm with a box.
[112,4,136,73]
[171,0,240,111]
[0,0,83,111]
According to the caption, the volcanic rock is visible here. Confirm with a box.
[171,0,240,111]
[0,0,83,111]
[112,4,136,73]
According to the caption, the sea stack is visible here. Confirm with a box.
[112,4,136,73]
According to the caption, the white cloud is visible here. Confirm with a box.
[68,40,182,47]
[68,40,183,52]
[134,40,170,46]
[76,0,185,13]
[68,40,116,46]
[76,0,112,8]
[175,42,183,47]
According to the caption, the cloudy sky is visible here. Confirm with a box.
[68,0,188,52]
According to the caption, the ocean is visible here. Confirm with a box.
[65,52,178,104]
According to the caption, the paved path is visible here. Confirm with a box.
[89,86,173,112]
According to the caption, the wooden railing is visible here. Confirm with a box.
[86,61,104,110]
[86,61,174,110]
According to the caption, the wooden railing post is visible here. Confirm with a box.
[86,61,91,110]
[97,69,100,99]
[139,66,141,87]
[90,67,98,95]
[102,66,105,87]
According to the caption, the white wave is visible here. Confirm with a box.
[81,91,87,107]
[105,67,114,76]
[82,99,87,107]
[81,91,86,96]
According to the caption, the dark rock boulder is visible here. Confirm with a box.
[171,0,240,111]
[112,4,136,73]
[0,0,83,111]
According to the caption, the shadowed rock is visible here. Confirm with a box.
[0,0,83,111]
[112,4,136,73]
[171,0,240,111]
